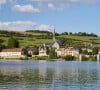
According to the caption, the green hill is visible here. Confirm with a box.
[0,30,100,48]
[57,35,100,47]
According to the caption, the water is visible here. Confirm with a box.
[0,60,100,90]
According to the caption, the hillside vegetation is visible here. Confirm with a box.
[0,30,100,48]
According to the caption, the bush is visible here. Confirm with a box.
[32,56,49,60]
[82,56,89,61]
[37,56,49,60]
[63,55,76,61]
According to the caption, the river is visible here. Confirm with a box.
[0,60,100,90]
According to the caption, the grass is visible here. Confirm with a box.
[0,32,100,47]
[0,36,53,47]
[57,35,100,47]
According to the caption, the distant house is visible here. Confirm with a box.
[27,48,36,55]
[39,46,48,56]
[95,47,100,54]
[56,48,65,57]
[81,47,92,53]
[0,48,28,58]
[64,47,80,57]
[27,48,33,55]
[27,48,38,55]
[56,47,80,57]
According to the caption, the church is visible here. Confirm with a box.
[39,28,64,56]
[43,28,64,50]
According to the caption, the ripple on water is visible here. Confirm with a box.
[0,61,100,90]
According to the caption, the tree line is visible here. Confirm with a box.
[61,32,98,37]
[0,37,19,50]
[0,30,98,38]
[26,30,52,34]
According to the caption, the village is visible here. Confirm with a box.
[0,30,100,61]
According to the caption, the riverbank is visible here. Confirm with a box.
[0,54,100,61]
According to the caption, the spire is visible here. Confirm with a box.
[53,26,56,42]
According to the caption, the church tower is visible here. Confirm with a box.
[53,26,56,42]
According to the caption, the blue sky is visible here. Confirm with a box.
[0,0,100,35]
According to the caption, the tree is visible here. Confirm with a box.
[69,32,72,35]
[46,47,49,55]
[61,32,68,35]
[7,37,19,48]
[0,44,5,51]
[49,48,57,59]
[82,50,88,55]
[64,55,75,61]
[33,48,39,55]
[0,39,4,43]
[92,48,98,55]
[0,39,5,50]
[32,45,39,55]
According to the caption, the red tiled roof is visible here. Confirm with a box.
[1,48,23,52]
[57,48,65,51]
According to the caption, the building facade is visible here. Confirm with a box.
[56,47,80,57]
[39,46,47,56]
[0,48,27,58]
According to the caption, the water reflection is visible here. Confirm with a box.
[0,61,100,90]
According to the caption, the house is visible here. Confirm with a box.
[27,48,33,55]
[38,46,48,56]
[64,47,80,57]
[81,47,92,53]
[27,48,38,55]
[0,48,28,58]
[56,47,80,57]
[96,47,100,54]
[56,48,65,57]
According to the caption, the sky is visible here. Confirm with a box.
[0,0,100,35]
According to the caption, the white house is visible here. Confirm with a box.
[39,46,48,56]
[64,48,80,57]
[56,47,80,57]
[56,48,65,57]
[0,48,27,58]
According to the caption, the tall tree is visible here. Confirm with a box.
[7,37,19,48]
[92,48,98,55]
[0,39,5,50]
[49,48,57,59]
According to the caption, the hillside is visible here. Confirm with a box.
[57,35,100,47]
[0,30,53,48]
[0,30,100,48]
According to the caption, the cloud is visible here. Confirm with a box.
[0,21,36,31]
[30,0,80,3]
[0,0,6,4]
[48,3,72,11]
[30,0,100,3]
[8,0,17,4]
[12,4,40,13]
[85,0,100,3]
[0,21,50,31]
[35,24,50,30]
[38,2,43,7]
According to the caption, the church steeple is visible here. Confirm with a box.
[53,26,56,42]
